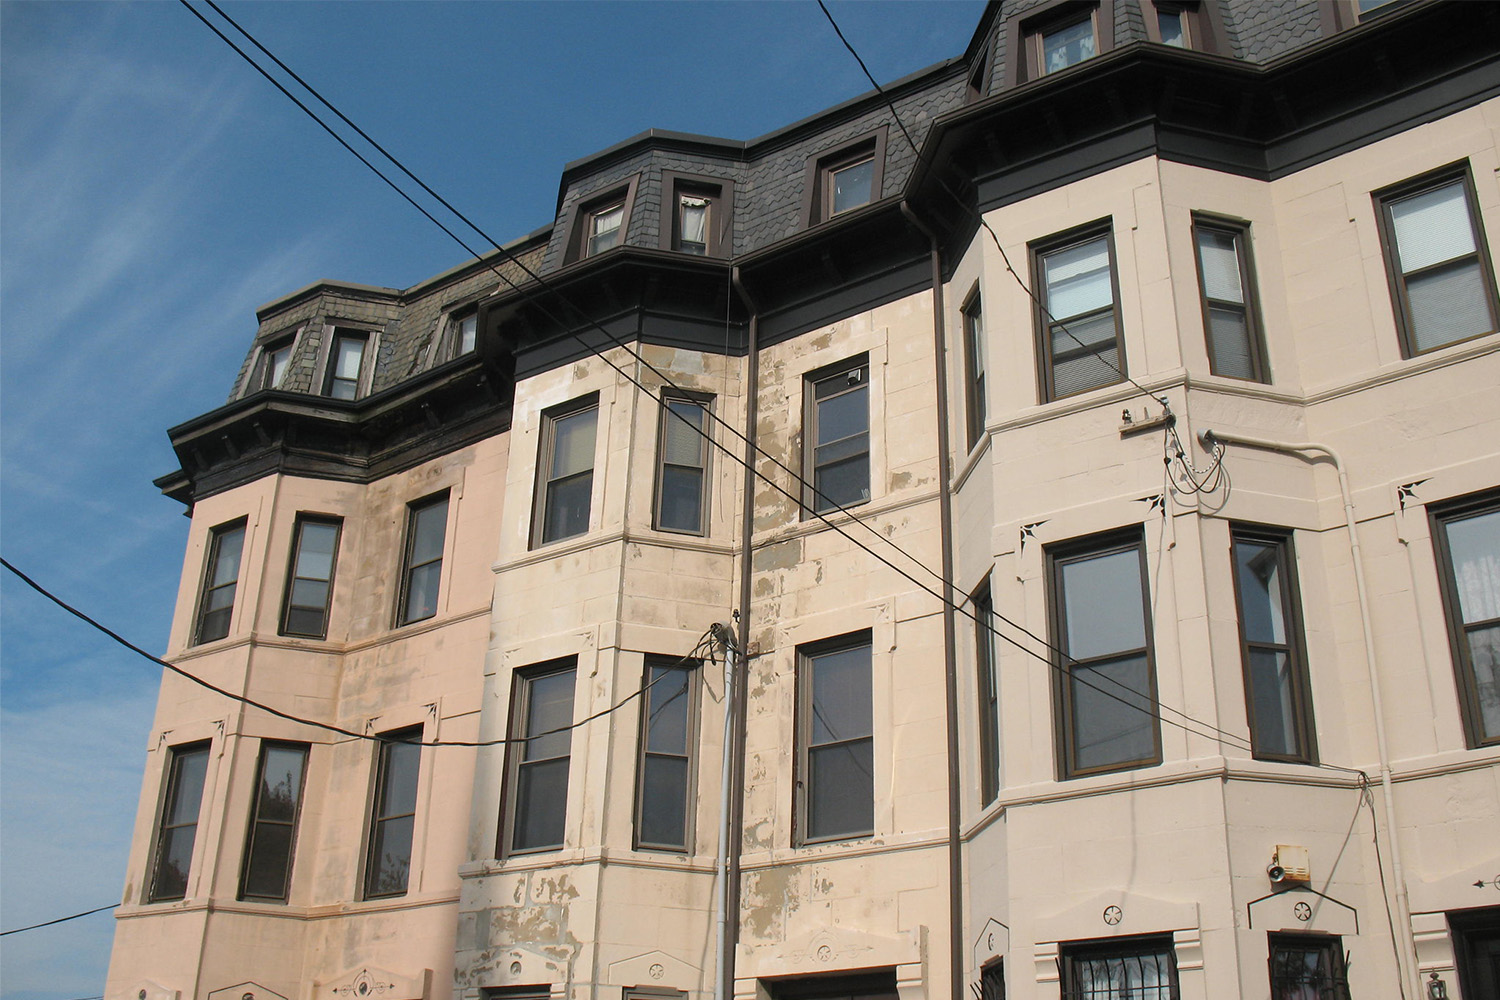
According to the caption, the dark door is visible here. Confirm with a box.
[1451,906,1500,1000]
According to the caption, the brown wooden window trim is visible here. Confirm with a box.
[1047,528,1161,780]
[1141,1,1230,53]
[1030,219,1126,403]
[1373,161,1499,358]
[972,577,1001,806]
[961,286,987,452]
[238,740,310,903]
[279,514,342,639]
[1004,0,1115,88]
[1429,489,1500,749]
[795,630,875,846]
[501,658,578,857]
[1192,212,1270,383]
[801,128,888,227]
[395,491,450,627]
[659,171,734,258]
[1230,525,1318,764]
[531,394,600,548]
[632,655,700,852]
[147,741,212,903]
[192,518,247,646]
[363,726,422,899]
[563,174,641,264]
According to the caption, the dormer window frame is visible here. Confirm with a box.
[564,175,641,264]
[965,42,993,103]
[801,128,888,227]
[312,323,380,402]
[241,326,305,398]
[1005,0,1115,87]
[1141,1,1229,53]
[659,171,735,258]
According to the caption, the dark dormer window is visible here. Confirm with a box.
[565,176,641,264]
[587,201,625,256]
[323,329,369,400]
[1006,1,1115,86]
[1143,2,1227,53]
[259,338,294,391]
[802,129,888,227]
[660,172,734,258]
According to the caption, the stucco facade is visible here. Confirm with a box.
[111,3,1500,999]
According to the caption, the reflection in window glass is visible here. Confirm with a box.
[149,743,210,902]
[830,156,875,215]
[588,203,624,256]
[326,332,366,400]
[1038,233,1122,399]
[281,517,340,638]
[195,522,246,645]
[1433,498,1500,745]
[399,494,448,625]
[1232,530,1314,761]
[240,742,309,901]
[808,364,870,513]
[801,636,873,842]
[1042,16,1096,73]
[635,658,697,850]
[511,664,577,852]
[539,403,598,544]
[656,397,709,534]
[1382,177,1496,354]
[365,729,421,898]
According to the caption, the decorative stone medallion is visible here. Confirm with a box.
[1294,902,1312,922]
[1102,906,1123,926]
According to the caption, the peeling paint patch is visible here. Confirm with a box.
[753,540,802,573]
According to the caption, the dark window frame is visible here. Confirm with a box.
[255,333,297,392]
[1429,489,1500,748]
[803,356,872,517]
[1267,933,1350,1000]
[973,578,1001,806]
[978,959,1005,1000]
[801,129,889,227]
[532,394,600,548]
[1005,1,1116,87]
[765,969,899,1000]
[659,171,734,258]
[962,287,987,451]
[965,43,993,103]
[322,327,371,401]
[238,740,310,903]
[1060,935,1178,1000]
[279,514,342,639]
[1230,525,1318,763]
[632,655,701,853]
[1192,213,1270,382]
[442,307,479,363]
[1373,161,1499,358]
[1047,528,1161,780]
[564,175,641,264]
[147,741,212,903]
[653,391,712,536]
[501,658,578,857]
[363,726,422,899]
[193,518,247,646]
[1031,221,1126,403]
[395,491,450,627]
[795,630,875,846]
[1141,1,1229,52]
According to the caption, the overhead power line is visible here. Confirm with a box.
[173,1,1308,758]
[0,902,118,937]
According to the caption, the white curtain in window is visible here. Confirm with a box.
[680,197,708,245]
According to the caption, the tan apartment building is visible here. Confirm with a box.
[110,2,1500,999]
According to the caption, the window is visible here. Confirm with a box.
[534,397,598,546]
[447,310,478,359]
[364,727,421,899]
[1008,2,1115,86]
[1033,225,1124,401]
[148,742,210,902]
[506,661,577,854]
[1268,934,1350,1000]
[1060,937,1177,1000]
[1156,5,1188,46]
[978,961,1004,1000]
[1375,164,1498,356]
[962,291,987,451]
[1048,531,1159,778]
[805,360,870,515]
[661,173,734,257]
[655,394,710,534]
[587,201,625,256]
[324,329,368,400]
[1037,11,1097,74]
[397,492,449,626]
[1193,216,1268,381]
[239,741,309,902]
[280,516,341,639]
[566,177,640,263]
[803,131,887,226]
[194,520,246,645]
[634,656,699,851]
[974,580,1001,805]
[1232,528,1316,762]
[259,338,294,391]
[1430,491,1500,747]
[1143,2,1223,51]
[767,971,899,1000]
[798,633,873,844]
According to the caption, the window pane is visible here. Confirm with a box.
[831,157,874,215]
[168,751,209,824]
[544,472,593,541]
[333,337,364,380]
[1407,258,1491,352]
[153,827,194,900]
[1196,228,1245,303]
[680,199,708,247]
[514,758,569,850]
[458,313,478,354]
[593,204,623,236]
[1235,540,1289,644]
[1043,17,1095,73]
[1445,508,1500,624]
[242,822,294,899]
[1391,181,1477,272]
[811,645,874,743]
[814,452,871,510]
[1467,623,1500,741]
[258,747,305,822]
[1071,653,1155,771]
[645,667,691,753]
[663,401,705,465]
[1248,648,1300,758]
[552,408,598,478]
[267,346,291,387]
[368,814,413,895]
[289,578,328,612]
[639,755,689,848]
[382,740,421,817]
[658,466,704,532]
[211,526,245,587]
[1062,547,1147,659]
[816,383,868,444]
[807,740,874,840]
[1206,306,1254,379]
[1044,238,1112,318]
[409,498,448,566]
[1158,10,1185,46]
[403,562,441,623]
[524,669,576,761]
[295,522,338,579]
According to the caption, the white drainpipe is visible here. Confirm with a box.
[1200,429,1418,999]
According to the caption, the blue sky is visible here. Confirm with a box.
[0,2,984,995]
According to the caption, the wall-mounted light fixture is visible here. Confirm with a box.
[1426,971,1448,999]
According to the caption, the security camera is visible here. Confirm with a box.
[1267,863,1287,883]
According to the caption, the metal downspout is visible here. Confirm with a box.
[1200,429,1418,998]
[901,201,965,1000]
[725,266,760,1000]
